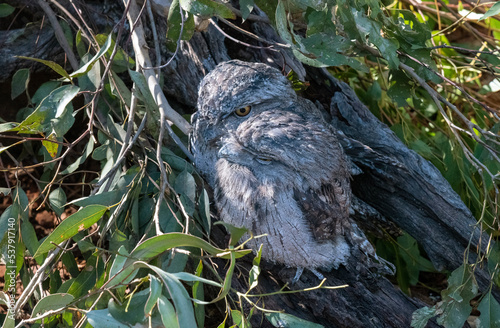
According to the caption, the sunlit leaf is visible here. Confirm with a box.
[179,0,235,19]
[12,85,79,135]
[41,133,60,159]
[16,56,71,80]
[34,205,107,257]
[167,0,196,50]
[478,2,500,21]
[70,33,113,78]
[266,312,325,327]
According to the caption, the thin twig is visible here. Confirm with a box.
[123,0,191,135]
[12,242,68,315]
[37,0,79,70]
[49,0,96,48]
[145,0,161,75]
[209,18,279,51]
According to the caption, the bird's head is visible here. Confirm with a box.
[194,60,297,130]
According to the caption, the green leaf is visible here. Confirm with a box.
[12,85,79,135]
[66,252,104,298]
[214,221,248,246]
[128,69,157,110]
[48,187,67,217]
[437,264,478,328]
[167,0,196,50]
[109,71,132,107]
[41,133,60,159]
[388,70,412,107]
[479,2,500,21]
[193,260,205,328]
[20,219,40,262]
[11,68,30,100]
[174,170,196,202]
[108,290,149,325]
[32,81,61,105]
[198,189,211,233]
[352,9,399,69]
[266,312,325,327]
[0,312,15,328]
[86,309,130,328]
[0,3,15,17]
[231,309,244,326]
[130,233,249,261]
[31,294,74,317]
[145,275,162,315]
[61,252,80,278]
[70,33,113,78]
[158,295,180,328]
[240,0,254,21]
[60,136,95,174]
[106,233,249,287]
[109,246,136,285]
[16,56,71,80]
[172,271,223,288]
[34,205,107,257]
[248,244,262,291]
[477,291,500,328]
[70,189,123,207]
[179,0,236,19]
[305,7,335,36]
[411,306,437,328]
[149,267,197,327]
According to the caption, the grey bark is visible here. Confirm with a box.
[1,1,494,327]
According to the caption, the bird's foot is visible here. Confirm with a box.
[291,267,304,284]
[291,267,325,284]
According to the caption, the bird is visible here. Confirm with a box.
[190,60,391,278]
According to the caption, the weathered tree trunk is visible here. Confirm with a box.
[1,1,496,327]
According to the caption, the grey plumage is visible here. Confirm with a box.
[191,60,385,272]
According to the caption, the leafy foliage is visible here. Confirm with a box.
[0,0,499,327]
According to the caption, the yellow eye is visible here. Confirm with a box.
[235,106,251,117]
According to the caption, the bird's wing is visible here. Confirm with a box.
[293,178,350,242]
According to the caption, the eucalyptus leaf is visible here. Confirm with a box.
[476,291,500,328]
[70,33,113,78]
[158,296,180,328]
[478,2,500,21]
[11,68,30,100]
[266,312,325,328]
[16,56,71,80]
[0,3,15,17]
[13,85,79,135]
[34,205,108,257]
[31,294,74,317]
[179,0,235,19]
[145,275,162,315]
[240,0,254,21]
[87,309,130,328]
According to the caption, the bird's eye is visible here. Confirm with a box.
[256,157,272,165]
[234,106,252,117]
